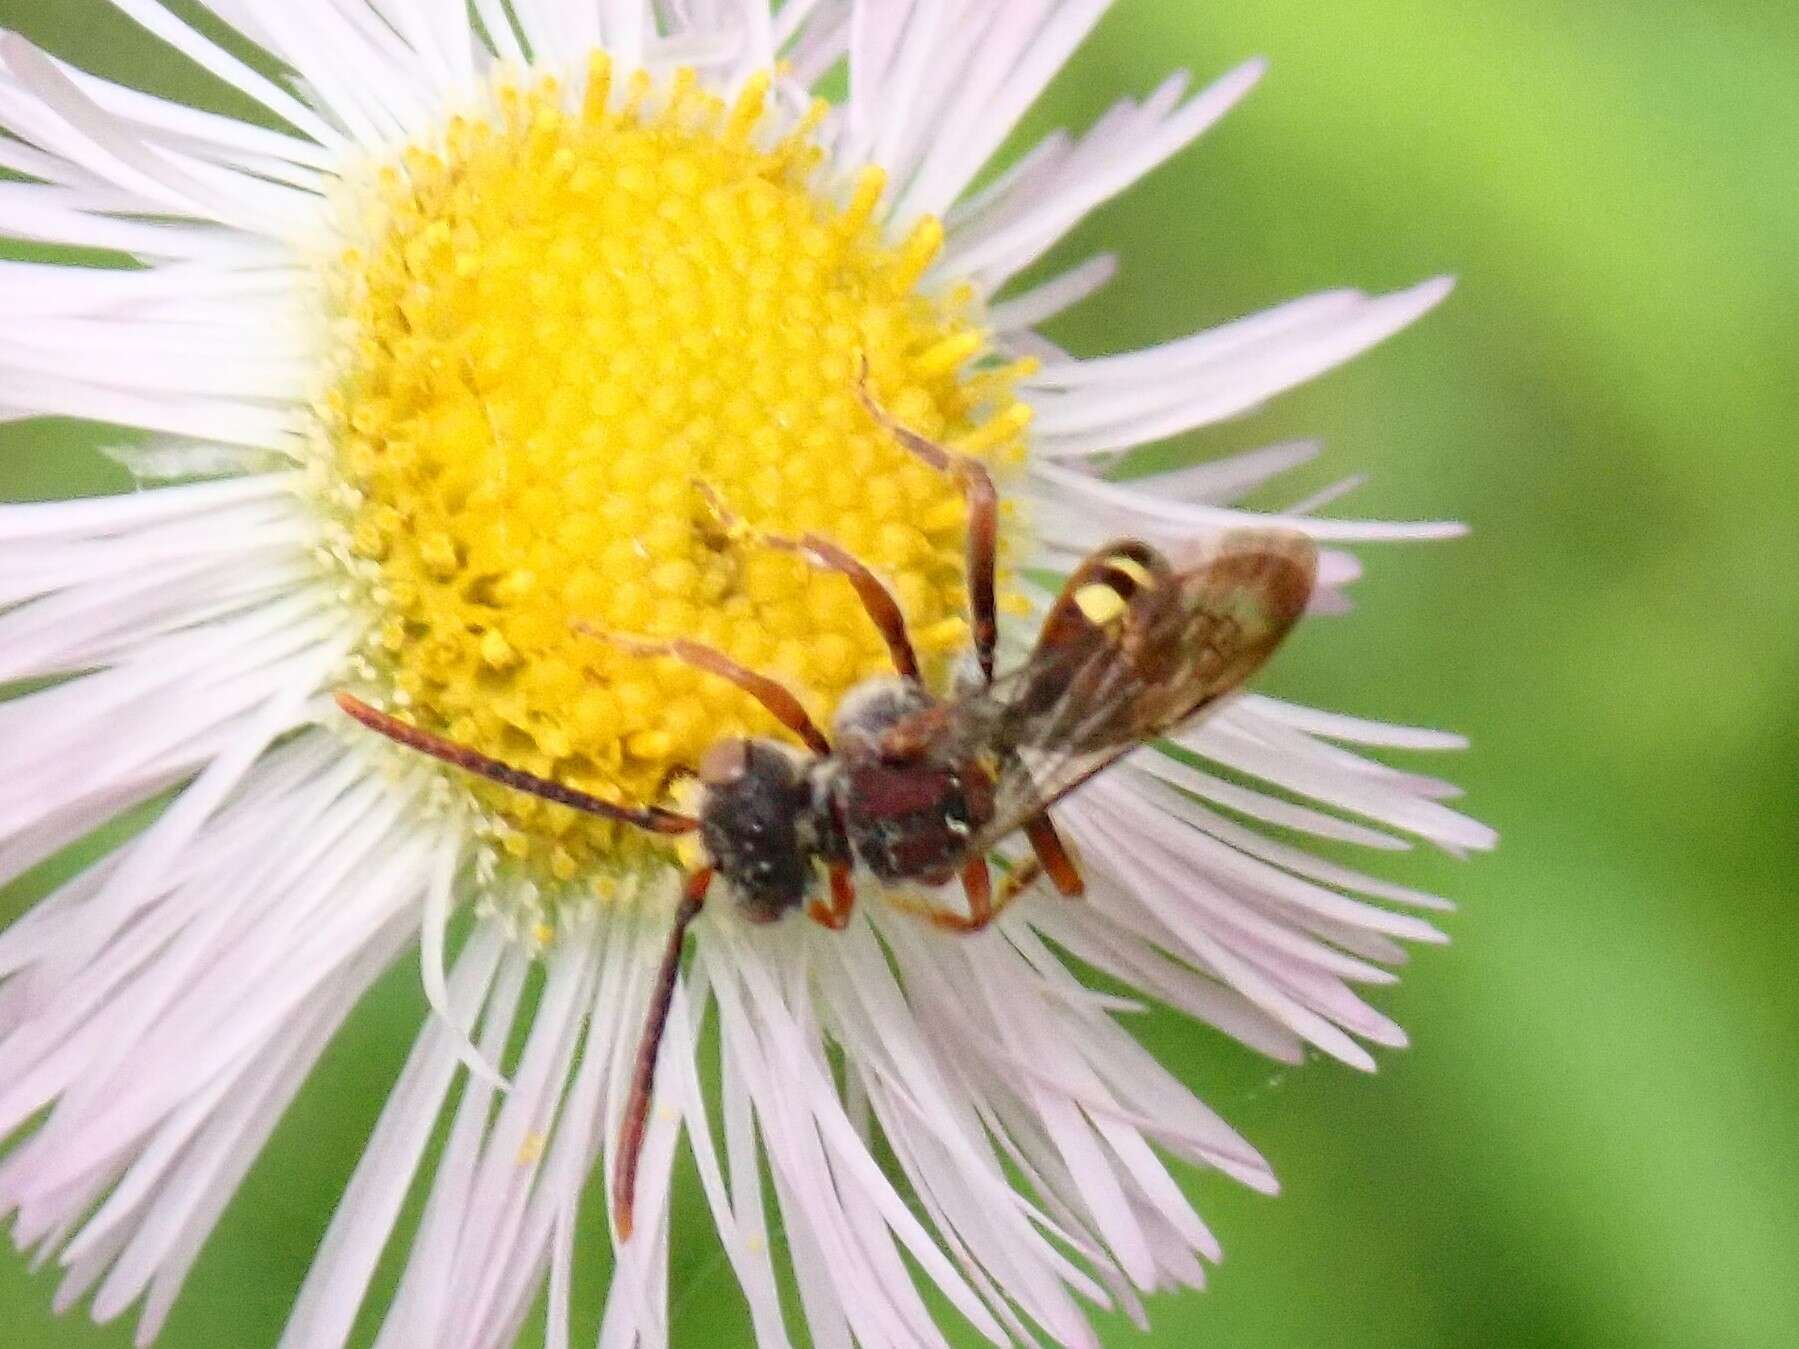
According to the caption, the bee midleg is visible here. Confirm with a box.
[891,854,1058,933]
[1023,814,1085,897]
[889,857,993,933]
[855,362,999,685]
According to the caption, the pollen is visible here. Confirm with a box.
[314,62,1029,887]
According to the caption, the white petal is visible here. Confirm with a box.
[1031,454,1467,543]
[1130,440,1325,505]
[1181,708,1495,851]
[0,36,309,237]
[98,0,347,149]
[420,841,512,1088]
[944,61,1265,289]
[663,964,792,1347]
[894,0,1116,222]
[1026,280,1457,460]
[284,930,518,1349]
[1242,694,1472,750]
[371,947,530,1348]
[988,253,1117,333]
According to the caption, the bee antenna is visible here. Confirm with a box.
[613,868,712,1242]
[333,692,697,834]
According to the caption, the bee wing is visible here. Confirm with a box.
[939,530,1318,851]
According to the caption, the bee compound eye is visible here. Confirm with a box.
[698,738,752,786]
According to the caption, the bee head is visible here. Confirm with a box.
[695,738,816,923]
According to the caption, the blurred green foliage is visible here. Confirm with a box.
[3,2,1796,1346]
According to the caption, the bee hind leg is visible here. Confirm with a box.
[1024,814,1084,897]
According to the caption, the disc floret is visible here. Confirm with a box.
[311,59,1031,893]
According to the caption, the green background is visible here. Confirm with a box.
[3,1,1796,1346]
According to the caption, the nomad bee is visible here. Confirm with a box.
[336,382,1317,1238]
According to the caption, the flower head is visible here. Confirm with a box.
[0,4,1492,1348]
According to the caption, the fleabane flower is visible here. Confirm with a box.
[0,3,1492,1348]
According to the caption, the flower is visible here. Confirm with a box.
[0,3,1493,1348]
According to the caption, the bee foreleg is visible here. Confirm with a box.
[574,627,832,757]
[694,480,921,683]
[613,866,711,1243]
[807,863,858,931]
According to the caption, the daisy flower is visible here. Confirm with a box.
[0,3,1493,1348]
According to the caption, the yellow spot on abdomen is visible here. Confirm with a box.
[1074,584,1128,625]
[316,59,1028,887]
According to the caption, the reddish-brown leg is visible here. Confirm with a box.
[576,627,831,757]
[614,866,712,1242]
[890,855,1053,933]
[855,362,1001,685]
[1024,814,1084,897]
[960,856,994,926]
[335,693,696,834]
[695,481,921,682]
[808,863,859,930]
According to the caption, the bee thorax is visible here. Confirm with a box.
[830,676,935,750]
[839,756,994,886]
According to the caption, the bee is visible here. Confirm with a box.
[335,381,1317,1240]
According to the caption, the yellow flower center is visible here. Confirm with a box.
[314,60,1030,889]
